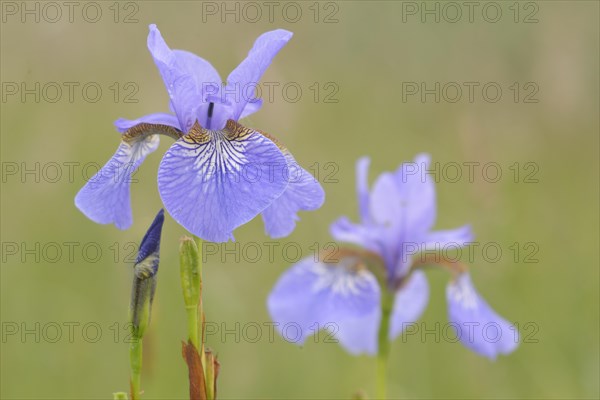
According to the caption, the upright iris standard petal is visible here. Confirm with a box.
[261,152,325,238]
[239,98,263,120]
[389,271,430,340]
[267,256,381,355]
[369,172,405,228]
[446,273,519,359]
[75,135,159,230]
[173,49,226,128]
[147,24,222,131]
[226,29,293,121]
[393,153,436,234]
[158,120,289,242]
[358,171,410,275]
[331,154,439,276]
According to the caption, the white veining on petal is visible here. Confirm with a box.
[448,274,479,310]
[310,260,374,297]
[174,130,249,179]
[157,122,288,242]
[131,135,160,163]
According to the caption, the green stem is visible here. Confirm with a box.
[186,306,200,350]
[376,287,394,399]
[376,355,387,400]
[191,236,206,367]
[129,337,143,400]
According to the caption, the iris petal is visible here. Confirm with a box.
[157,120,288,242]
[226,29,293,121]
[370,172,404,227]
[393,153,436,235]
[172,49,225,128]
[393,224,474,278]
[147,24,222,131]
[330,217,386,257]
[239,98,263,120]
[261,152,325,238]
[75,135,160,229]
[389,271,430,340]
[267,256,381,355]
[114,113,181,133]
[446,273,519,359]
[356,157,371,223]
[423,224,474,251]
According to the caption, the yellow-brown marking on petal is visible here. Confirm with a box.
[183,121,212,144]
[224,119,255,141]
[229,120,288,152]
[122,123,183,143]
[254,128,287,152]
[180,119,288,157]
[319,247,384,268]
[395,253,469,291]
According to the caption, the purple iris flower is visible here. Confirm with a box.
[268,154,518,359]
[75,25,324,242]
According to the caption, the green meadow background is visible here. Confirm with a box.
[1,1,598,399]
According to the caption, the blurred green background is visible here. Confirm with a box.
[1,1,598,399]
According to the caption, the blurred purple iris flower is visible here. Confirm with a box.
[75,25,324,242]
[268,154,518,359]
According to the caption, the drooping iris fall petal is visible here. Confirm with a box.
[261,152,325,238]
[268,256,381,355]
[446,273,519,359]
[389,271,430,340]
[157,121,289,242]
[75,124,181,229]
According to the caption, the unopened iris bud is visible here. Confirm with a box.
[130,209,165,339]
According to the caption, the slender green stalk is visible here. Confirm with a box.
[376,355,387,400]
[191,236,206,370]
[180,237,203,349]
[180,235,210,394]
[129,337,143,400]
[376,287,394,399]
[186,305,200,349]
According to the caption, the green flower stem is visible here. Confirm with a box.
[129,337,143,400]
[180,235,207,380]
[192,236,207,372]
[376,287,394,400]
[186,305,200,350]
